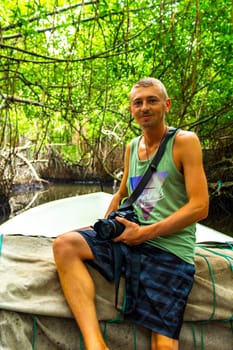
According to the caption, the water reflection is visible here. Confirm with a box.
[9,182,114,219]
[4,182,233,238]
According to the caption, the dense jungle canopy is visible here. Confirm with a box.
[0,1,232,202]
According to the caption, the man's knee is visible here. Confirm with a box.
[53,231,94,263]
[53,232,73,260]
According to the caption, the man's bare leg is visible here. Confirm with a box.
[151,332,178,350]
[53,231,109,350]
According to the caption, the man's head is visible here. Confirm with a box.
[129,77,171,129]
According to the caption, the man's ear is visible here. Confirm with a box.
[165,98,171,112]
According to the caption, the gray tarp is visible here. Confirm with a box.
[0,234,232,349]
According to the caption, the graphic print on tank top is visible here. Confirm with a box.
[130,171,168,220]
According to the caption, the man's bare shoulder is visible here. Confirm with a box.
[175,129,200,147]
[173,129,202,169]
[176,129,199,138]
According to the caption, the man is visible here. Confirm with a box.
[53,77,209,350]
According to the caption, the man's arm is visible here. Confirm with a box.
[114,131,209,245]
[104,143,131,218]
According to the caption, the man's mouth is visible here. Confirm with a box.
[142,114,152,118]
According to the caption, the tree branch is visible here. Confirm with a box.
[1,1,98,32]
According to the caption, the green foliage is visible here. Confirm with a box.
[0,0,232,169]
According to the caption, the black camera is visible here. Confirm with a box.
[93,208,139,240]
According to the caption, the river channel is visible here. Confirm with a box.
[7,182,233,238]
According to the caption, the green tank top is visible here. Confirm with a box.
[127,131,196,264]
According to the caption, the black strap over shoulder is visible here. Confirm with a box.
[120,127,177,210]
[113,127,178,315]
[113,244,141,314]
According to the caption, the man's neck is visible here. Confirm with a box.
[142,124,168,147]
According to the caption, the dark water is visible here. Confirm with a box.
[8,182,113,218]
[4,182,233,238]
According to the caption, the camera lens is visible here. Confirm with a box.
[110,219,125,238]
[101,219,125,239]
[94,219,111,239]
[94,218,125,240]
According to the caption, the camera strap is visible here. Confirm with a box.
[112,127,177,315]
[119,127,178,210]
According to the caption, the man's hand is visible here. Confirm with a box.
[113,216,148,245]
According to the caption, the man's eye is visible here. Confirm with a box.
[133,100,142,107]
[148,98,158,104]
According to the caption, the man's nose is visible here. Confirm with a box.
[141,100,149,110]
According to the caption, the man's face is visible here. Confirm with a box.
[129,85,171,129]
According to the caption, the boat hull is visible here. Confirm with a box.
[0,193,232,349]
[0,192,232,243]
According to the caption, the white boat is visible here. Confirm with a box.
[0,192,232,349]
[1,191,231,243]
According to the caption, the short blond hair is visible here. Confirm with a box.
[130,77,168,99]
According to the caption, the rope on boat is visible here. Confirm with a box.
[79,330,84,349]
[191,323,206,350]
[194,252,217,323]
[32,315,37,350]
[189,243,233,349]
